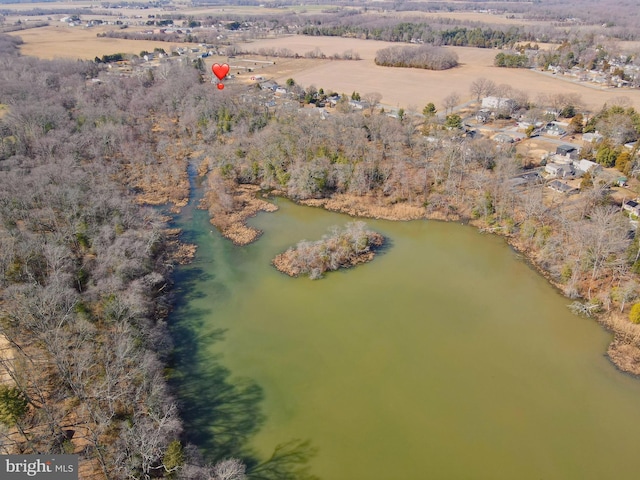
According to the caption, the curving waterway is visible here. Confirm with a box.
[170,192,640,479]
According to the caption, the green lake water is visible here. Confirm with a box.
[170,194,640,480]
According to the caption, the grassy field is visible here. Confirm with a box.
[242,36,640,111]
[7,25,200,60]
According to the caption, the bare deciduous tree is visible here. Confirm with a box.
[443,92,460,115]
[469,77,497,102]
[362,92,382,114]
[213,458,247,480]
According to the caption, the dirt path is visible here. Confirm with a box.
[0,334,16,385]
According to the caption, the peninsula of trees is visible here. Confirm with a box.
[273,222,384,279]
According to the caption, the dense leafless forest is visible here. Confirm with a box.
[0,33,319,479]
[0,36,184,478]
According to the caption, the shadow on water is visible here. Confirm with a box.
[168,164,319,479]
[373,233,394,257]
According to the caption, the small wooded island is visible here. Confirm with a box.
[273,221,384,279]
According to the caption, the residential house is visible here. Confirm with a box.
[547,179,578,194]
[348,100,368,110]
[545,162,574,178]
[583,132,603,144]
[623,199,640,217]
[556,144,577,157]
[573,159,601,175]
[260,81,277,91]
[548,154,572,166]
[327,95,341,107]
[544,123,566,136]
[476,110,491,123]
[508,172,542,189]
[493,133,515,144]
[481,96,516,112]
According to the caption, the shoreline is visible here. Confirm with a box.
[202,188,640,377]
[313,195,640,376]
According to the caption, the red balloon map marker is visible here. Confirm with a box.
[212,63,229,90]
[212,63,229,80]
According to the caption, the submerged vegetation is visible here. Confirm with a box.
[273,222,384,279]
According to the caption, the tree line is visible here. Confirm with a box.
[302,22,532,48]
[494,52,529,68]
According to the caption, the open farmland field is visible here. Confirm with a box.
[212,56,330,86]
[0,1,97,11]
[243,36,640,112]
[0,1,344,21]
[0,1,190,25]
[7,25,200,60]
